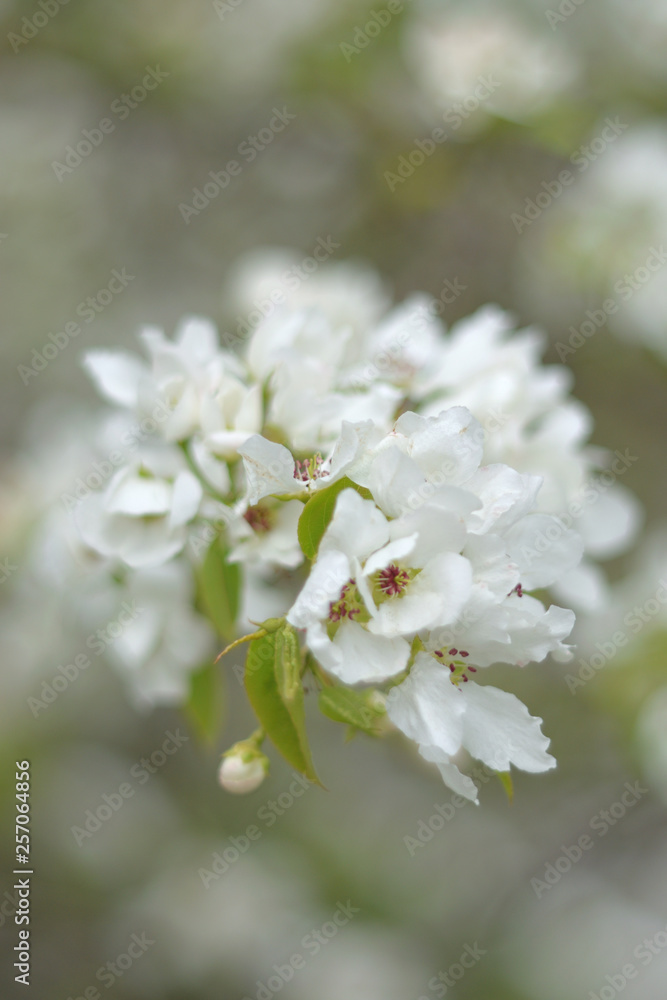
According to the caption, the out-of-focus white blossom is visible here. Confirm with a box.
[76,449,203,569]
[404,3,578,128]
[525,123,667,360]
[225,248,390,339]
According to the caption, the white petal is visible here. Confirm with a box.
[82,351,146,408]
[551,560,610,613]
[75,492,120,557]
[303,621,343,676]
[286,550,351,629]
[386,653,465,755]
[169,471,202,529]
[189,438,232,494]
[460,683,556,774]
[363,534,418,576]
[366,447,427,518]
[161,381,200,442]
[353,554,377,615]
[238,435,299,503]
[119,518,187,567]
[207,429,262,457]
[326,419,378,483]
[329,619,410,683]
[504,598,576,665]
[418,745,479,802]
[369,553,472,636]
[394,406,484,485]
[319,489,389,563]
[234,382,263,435]
[450,596,576,667]
[391,503,466,567]
[320,383,401,440]
[577,483,643,559]
[140,329,188,382]
[504,513,583,589]
[465,465,542,535]
[111,605,162,665]
[367,294,442,375]
[175,315,219,363]
[106,474,172,516]
[464,532,520,602]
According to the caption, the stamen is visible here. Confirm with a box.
[294,455,330,483]
[443,650,475,687]
[328,580,360,623]
[243,505,273,534]
[378,564,411,596]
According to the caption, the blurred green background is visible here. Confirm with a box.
[2,0,667,997]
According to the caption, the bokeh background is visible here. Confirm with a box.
[2,0,667,997]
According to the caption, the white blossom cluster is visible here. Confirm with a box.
[23,253,641,792]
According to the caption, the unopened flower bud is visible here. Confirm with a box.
[367,690,393,734]
[218,741,269,794]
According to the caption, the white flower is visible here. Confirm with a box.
[287,407,579,688]
[346,294,444,391]
[76,449,202,568]
[197,377,263,460]
[83,315,261,449]
[240,252,640,612]
[386,652,556,802]
[286,487,471,684]
[360,299,639,612]
[266,352,400,452]
[404,4,577,127]
[237,420,380,505]
[427,595,576,670]
[227,248,390,345]
[104,561,215,707]
[407,307,584,506]
[245,309,401,451]
[525,122,667,362]
[228,499,304,569]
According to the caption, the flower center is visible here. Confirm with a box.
[244,505,274,534]
[434,647,477,687]
[294,455,329,483]
[377,564,411,597]
[329,581,363,623]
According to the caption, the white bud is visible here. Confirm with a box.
[218,752,267,794]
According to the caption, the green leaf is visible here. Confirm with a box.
[197,537,241,642]
[244,627,320,784]
[185,661,225,745]
[318,686,386,736]
[297,477,372,560]
[496,771,514,803]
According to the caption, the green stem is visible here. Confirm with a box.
[178,440,234,506]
